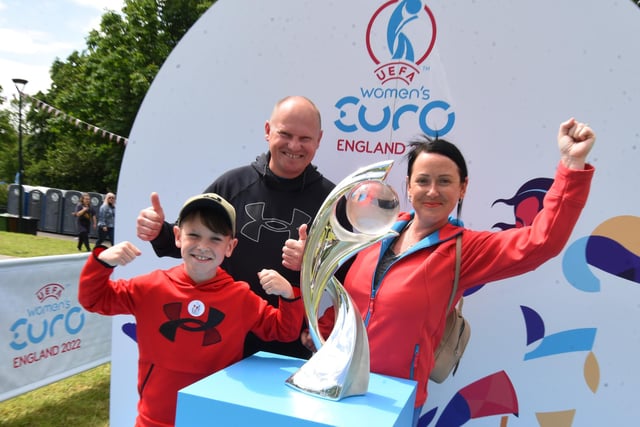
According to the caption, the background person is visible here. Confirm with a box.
[79,193,304,427]
[302,117,596,427]
[95,192,116,247]
[136,95,338,360]
[73,192,96,252]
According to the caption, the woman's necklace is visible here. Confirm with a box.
[394,220,420,253]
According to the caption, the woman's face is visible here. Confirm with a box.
[407,152,467,229]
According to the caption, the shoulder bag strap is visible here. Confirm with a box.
[446,235,463,313]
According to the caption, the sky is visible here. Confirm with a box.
[0,0,124,103]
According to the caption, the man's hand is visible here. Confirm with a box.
[136,192,166,241]
[282,223,308,271]
[300,329,317,353]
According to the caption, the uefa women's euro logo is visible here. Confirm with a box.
[366,0,437,85]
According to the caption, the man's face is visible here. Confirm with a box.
[265,98,322,179]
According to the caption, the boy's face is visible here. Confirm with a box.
[173,213,237,284]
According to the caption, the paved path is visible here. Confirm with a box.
[37,231,78,241]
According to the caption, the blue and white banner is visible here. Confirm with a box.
[0,254,111,401]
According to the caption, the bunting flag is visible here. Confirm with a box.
[24,93,129,145]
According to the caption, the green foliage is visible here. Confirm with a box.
[0,96,18,184]
[2,0,216,193]
[0,183,8,210]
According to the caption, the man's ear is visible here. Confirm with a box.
[264,120,271,141]
[173,225,182,248]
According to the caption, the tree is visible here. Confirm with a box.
[14,0,215,193]
[0,87,19,184]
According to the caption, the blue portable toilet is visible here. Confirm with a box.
[26,186,46,222]
[41,188,64,233]
[7,184,19,215]
[88,192,104,238]
[61,190,83,235]
[7,184,30,216]
[5,184,38,234]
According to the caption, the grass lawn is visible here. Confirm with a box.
[0,364,110,427]
[0,231,79,257]
[0,231,110,426]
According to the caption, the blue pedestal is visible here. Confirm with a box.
[176,351,417,427]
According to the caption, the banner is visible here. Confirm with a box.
[0,254,111,401]
[23,93,129,145]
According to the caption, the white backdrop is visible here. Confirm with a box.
[112,1,640,425]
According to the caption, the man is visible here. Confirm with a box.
[137,95,333,359]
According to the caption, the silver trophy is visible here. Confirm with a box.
[285,160,400,400]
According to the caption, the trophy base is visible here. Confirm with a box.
[176,352,417,427]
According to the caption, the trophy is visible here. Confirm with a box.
[285,160,400,400]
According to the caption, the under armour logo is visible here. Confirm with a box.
[159,302,225,346]
[241,203,311,242]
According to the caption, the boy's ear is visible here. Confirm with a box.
[173,225,182,248]
[225,237,238,257]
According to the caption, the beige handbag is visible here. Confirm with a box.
[430,235,471,383]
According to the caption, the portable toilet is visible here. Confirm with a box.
[61,190,83,235]
[7,184,32,216]
[41,188,64,233]
[88,192,104,238]
[26,186,47,222]
[7,184,19,215]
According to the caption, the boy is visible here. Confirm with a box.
[78,193,304,427]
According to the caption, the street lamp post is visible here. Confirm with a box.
[12,78,28,233]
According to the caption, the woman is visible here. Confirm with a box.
[73,192,96,251]
[300,117,595,426]
[95,192,116,247]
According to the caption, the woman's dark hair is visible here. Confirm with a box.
[405,134,468,182]
[404,134,469,219]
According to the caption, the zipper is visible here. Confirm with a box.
[409,344,419,379]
